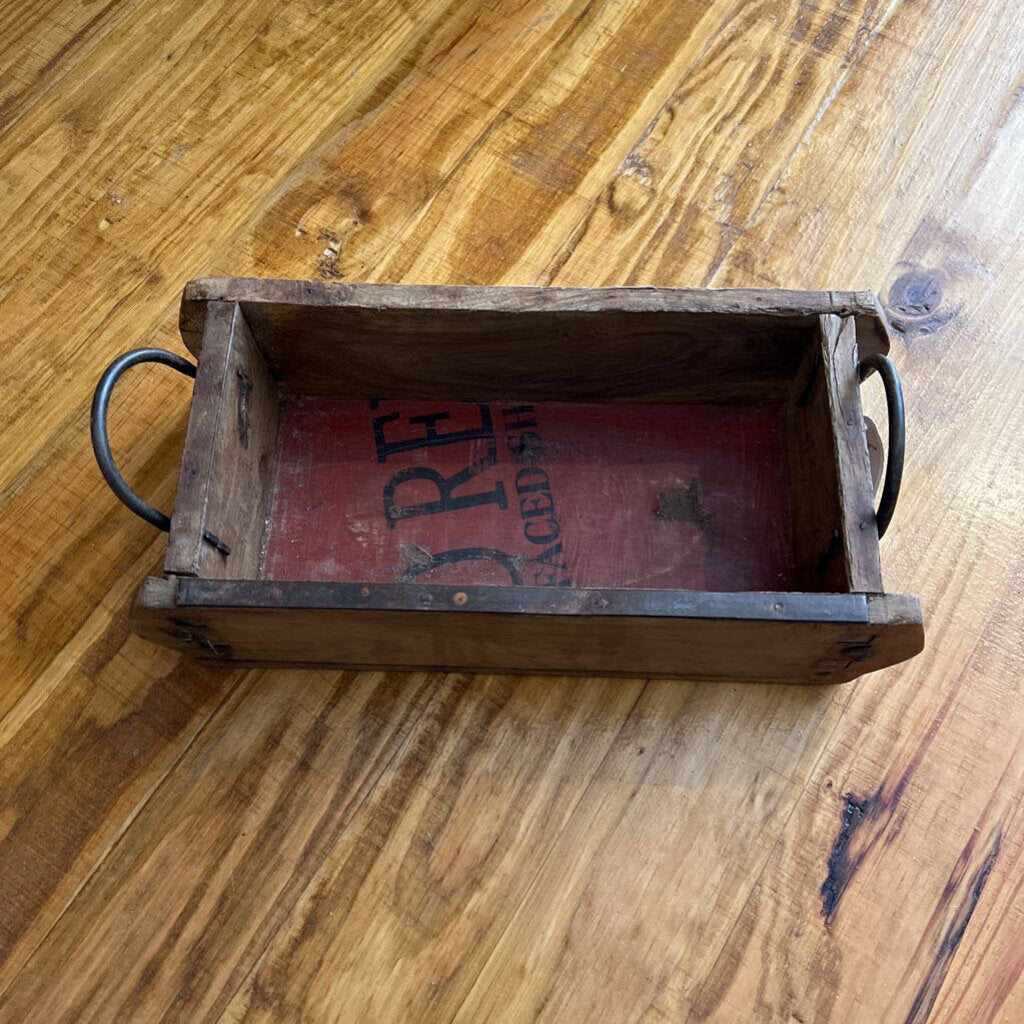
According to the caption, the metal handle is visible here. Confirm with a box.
[858,353,905,539]
[91,348,196,531]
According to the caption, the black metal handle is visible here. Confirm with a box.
[858,353,905,539]
[91,348,196,531]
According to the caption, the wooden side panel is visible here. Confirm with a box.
[822,314,885,591]
[164,302,279,578]
[178,281,893,405]
[244,304,812,404]
[179,280,895,361]
[132,578,924,684]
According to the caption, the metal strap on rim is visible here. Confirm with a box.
[90,348,197,531]
[858,352,905,539]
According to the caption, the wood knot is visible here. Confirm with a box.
[889,269,942,318]
[885,265,957,336]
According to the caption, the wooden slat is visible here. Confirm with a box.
[783,313,885,592]
[131,576,924,684]
[821,313,885,592]
[178,281,892,404]
[163,301,234,575]
[180,277,893,348]
[783,317,848,591]
[179,281,892,397]
[164,302,280,577]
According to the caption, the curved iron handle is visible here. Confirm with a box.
[91,348,196,531]
[858,352,905,539]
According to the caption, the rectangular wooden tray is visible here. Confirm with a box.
[115,278,924,682]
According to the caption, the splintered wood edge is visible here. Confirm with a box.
[178,278,893,358]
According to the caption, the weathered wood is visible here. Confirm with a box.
[179,280,891,404]
[822,313,885,591]
[782,313,884,593]
[132,576,924,684]
[160,280,907,674]
[164,302,279,577]
[181,277,894,351]
[163,301,234,575]
[784,317,848,591]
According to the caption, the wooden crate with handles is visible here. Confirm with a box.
[92,278,923,683]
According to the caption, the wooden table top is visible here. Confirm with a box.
[1,2,1021,1021]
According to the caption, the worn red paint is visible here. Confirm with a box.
[265,397,794,590]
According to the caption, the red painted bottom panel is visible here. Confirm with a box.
[264,397,794,591]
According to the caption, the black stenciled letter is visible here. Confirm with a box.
[380,403,507,527]
[384,466,507,526]
[399,547,523,584]
[529,542,571,586]
[374,404,499,462]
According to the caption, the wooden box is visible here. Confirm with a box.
[96,278,924,683]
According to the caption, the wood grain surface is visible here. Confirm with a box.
[0,1,1021,1021]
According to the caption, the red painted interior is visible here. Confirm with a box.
[264,397,795,591]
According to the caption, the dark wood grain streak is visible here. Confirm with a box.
[820,679,961,928]
[902,830,1003,1024]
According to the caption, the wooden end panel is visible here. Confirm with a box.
[783,315,884,592]
[164,301,234,575]
[132,580,924,684]
[164,302,280,578]
[822,314,884,591]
